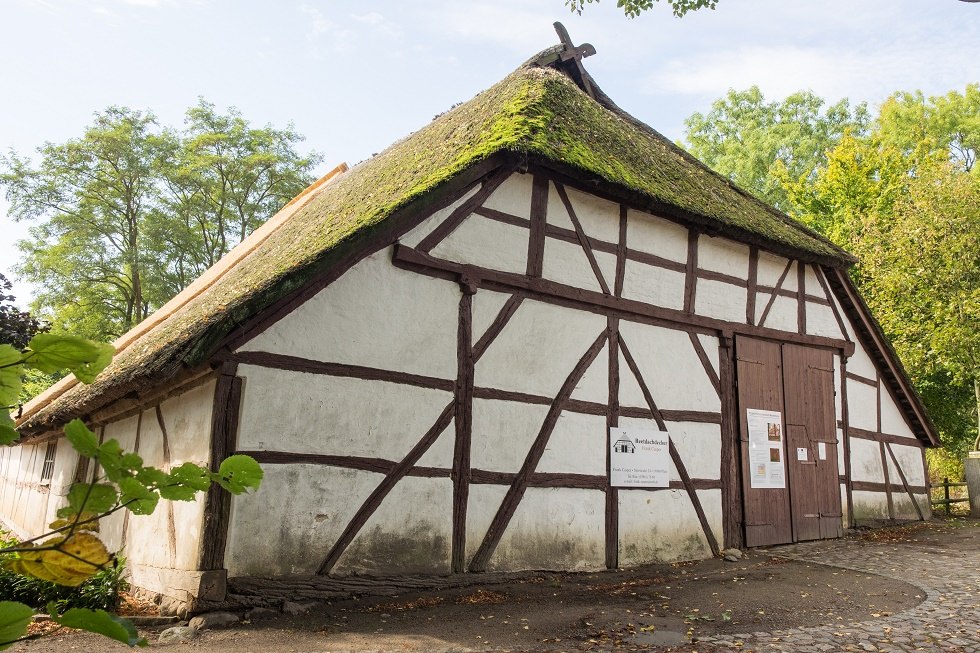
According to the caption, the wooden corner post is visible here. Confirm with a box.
[198,361,243,574]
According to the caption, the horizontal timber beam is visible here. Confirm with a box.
[237,450,722,491]
[474,205,832,305]
[392,244,854,355]
[231,351,722,425]
[841,424,925,448]
[850,479,927,494]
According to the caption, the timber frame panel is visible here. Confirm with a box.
[209,162,935,581]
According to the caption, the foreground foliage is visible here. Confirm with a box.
[0,538,127,613]
[0,334,262,648]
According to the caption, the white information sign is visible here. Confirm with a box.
[609,426,670,488]
[746,408,786,489]
[797,447,808,461]
[818,442,828,460]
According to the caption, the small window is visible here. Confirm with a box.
[74,455,90,484]
[40,441,57,484]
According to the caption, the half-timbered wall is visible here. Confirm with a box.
[0,379,216,608]
[0,437,76,538]
[226,168,931,582]
[831,289,929,523]
[227,170,931,579]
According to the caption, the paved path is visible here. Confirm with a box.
[696,524,980,653]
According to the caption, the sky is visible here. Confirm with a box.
[1,0,978,306]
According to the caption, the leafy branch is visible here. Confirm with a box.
[0,334,262,649]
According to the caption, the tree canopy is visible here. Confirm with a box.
[1,101,321,342]
[684,87,869,211]
[683,83,980,471]
[566,0,718,17]
[0,273,46,351]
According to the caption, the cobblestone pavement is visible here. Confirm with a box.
[696,522,980,653]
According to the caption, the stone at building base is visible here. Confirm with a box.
[158,626,198,644]
[188,611,240,630]
[964,452,980,517]
[130,566,228,617]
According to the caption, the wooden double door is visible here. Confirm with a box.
[735,337,843,547]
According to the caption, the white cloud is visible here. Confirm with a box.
[300,3,333,36]
[90,5,117,18]
[642,36,978,109]
[644,46,860,98]
[351,10,402,39]
[298,3,354,53]
[352,11,384,25]
[429,2,559,53]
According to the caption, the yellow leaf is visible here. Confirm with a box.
[48,513,100,533]
[12,533,114,586]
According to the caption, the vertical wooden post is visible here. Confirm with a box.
[944,477,951,516]
[684,231,699,313]
[718,334,743,550]
[746,247,758,326]
[840,358,854,529]
[876,376,894,520]
[797,261,806,334]
[605,316,620,569]
[199,361,242,573]
[452,281,476,573]
[527,175,548,278]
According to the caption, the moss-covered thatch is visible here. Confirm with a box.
[18,59,854,435]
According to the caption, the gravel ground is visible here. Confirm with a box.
[16,518,978,653]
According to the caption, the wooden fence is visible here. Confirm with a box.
[930,477,969,514]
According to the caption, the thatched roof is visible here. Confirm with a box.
[17,50,857,436]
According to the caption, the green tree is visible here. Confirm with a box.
[847,161,980,453]
[1,102,320,342]
[2,108,164,341]
[566,0,718,17]
[0,273,46,350]
[152,100,321,298]
[874,84,979,173]
[683,83,980,471]
[683,87,868,211]
[784,87,980,466]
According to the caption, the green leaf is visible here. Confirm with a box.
[212,455,263,494]
[0,344,24,408]
[159,462,211,501]
[71,343,114,384]
[117,478,159,515]
[25,335,113,383]
[0,601,33,650]
[134,465,167,487]
[96,440,123,482]
[64,419,99,457]
[58,483,118,518]
[0,413,18,446]
[47,606,146,647]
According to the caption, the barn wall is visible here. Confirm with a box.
[225,170,931,583]
[833,288,928,525]
[0,438,76,539]
[0,378,216,614]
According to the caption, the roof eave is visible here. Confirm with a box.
[825,267,941,447]
[525,153,855,270]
